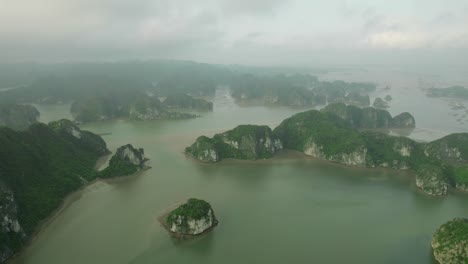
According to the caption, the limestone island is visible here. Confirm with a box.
[432,218,468,264]
[160,198,218,238]
[71,91,197,124]
[185,125,283,162]
[100,144,148,178]
[186,107,468,197]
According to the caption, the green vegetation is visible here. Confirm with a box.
[273,110,364,156]
[321,103,415,129]
[166,198,217,235]
[0,123,106,235]
[425,133,468,162]
[167,198,212,223]
[432,218,468,264]
[186,125,282,162]
[0,121,149,260]
[99,156,139,178]
[229,74,376,107]
[187,108,467,196]
[164,93,213,111]
[71,91,196,123]
[454,166,468,186]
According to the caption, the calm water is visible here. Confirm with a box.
[12,69,468,264]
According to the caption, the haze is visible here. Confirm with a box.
[1,0,468,66]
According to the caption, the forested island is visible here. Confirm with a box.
[186,107,467,197]
[70,91,201,123]
[432,218,468,263]
[0,119,147,262]
[161,198,218,238]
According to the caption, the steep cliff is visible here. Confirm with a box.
[424,133,468,163]
[166,198,218,236]
[100,144,147,178]
[415,165,449,197]
[186,125,283,162]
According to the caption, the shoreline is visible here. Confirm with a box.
[7,161,149,263]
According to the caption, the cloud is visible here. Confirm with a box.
[0,0,467,64]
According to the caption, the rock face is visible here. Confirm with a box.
[391,112,416,128]
[373,97,389,109]
[164,93,213,111]
[100,144,147,177]
[166,198,218,236]
[424,133,468,162]
[0,181,26,263]
[0,104,40,130]
[185,125,283,162]
[321,103,416,129]
[114,144,145,167]
[432,218,468,264]
[415,165,448,197]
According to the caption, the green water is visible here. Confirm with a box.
[13,87,468,264]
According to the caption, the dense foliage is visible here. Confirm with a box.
[0,124,106,234]
[164,93,213,111]
[432,218,468,264]
[321,103,415,129]
[167,198,213,223]
[228,74,376,107]
[273,110,365,156]
[186,125,282,161]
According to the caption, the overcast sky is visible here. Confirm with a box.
[1,0,468,66]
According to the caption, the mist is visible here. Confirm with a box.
[1,0,468,66]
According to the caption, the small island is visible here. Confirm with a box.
[432,218,468,264]
[160,198,218,238]
[100,144,148,178]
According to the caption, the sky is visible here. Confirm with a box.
[1,0,468,66]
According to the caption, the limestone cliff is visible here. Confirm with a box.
[186,125,282,162]
[166,198,218,236]
[0,181,26,263]
[432,218,468,264]
[415,165,448,197]
[100,144,147,177]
